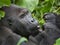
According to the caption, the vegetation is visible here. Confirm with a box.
[0,0,60,25]
[0,0,60,45]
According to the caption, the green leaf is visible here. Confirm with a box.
[15,0,39,12]
[0,11,5,20]
[40,2,52,14]
[45,0,49,2]
[55,0,60,6]
[0,0,11,8]
[39,19,45,25]
[55,38,60,45]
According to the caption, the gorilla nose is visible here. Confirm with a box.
[31,19,35,22]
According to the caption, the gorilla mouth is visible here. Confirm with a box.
[30,25,40,31]
[30,25,40,36]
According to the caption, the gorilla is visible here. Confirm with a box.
[2,4,60,45]
[43,13,57,24]
[0,25,42,45]
[41,13,60,45]
[0,26,21,45]
[0,4,40,38]
[56,15,60,29]
[0,4,42,45]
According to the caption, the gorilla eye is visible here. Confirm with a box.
[20,14,25,18]
[19,12,28,18]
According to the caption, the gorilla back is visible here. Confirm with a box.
[1,4,40,37]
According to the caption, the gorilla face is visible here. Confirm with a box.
[1,4,40,37]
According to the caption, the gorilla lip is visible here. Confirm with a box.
[30,25,40,33]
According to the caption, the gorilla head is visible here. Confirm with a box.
[43,13,57,24]
[0,4,40,37]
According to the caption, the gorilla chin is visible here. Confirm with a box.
[1,4,40,37]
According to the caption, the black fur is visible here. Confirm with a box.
[0,26,21,45]
[0,4,41,45]
[41,13,60,45]
[0,26,41,45]
[56,15,60,29]
[1,4,39,38]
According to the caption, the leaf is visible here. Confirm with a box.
[0,11,5,20]
[40,2,52,14]
[0,0,11,8]
[15,0,39,12]
[39,19,45,25]
[55,0,60,6]
[45,0,49,2]
[55,38,60,45]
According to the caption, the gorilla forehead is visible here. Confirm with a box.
[2,4,29,18]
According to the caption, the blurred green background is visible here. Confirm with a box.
[0,0,60,45]
[0,0,60,26]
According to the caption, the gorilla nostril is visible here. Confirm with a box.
[31,19,35,22]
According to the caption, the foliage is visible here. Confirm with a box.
[54,38,60,45]
[0,0,11,8]
[0,0,11,19]
[0,0,60,25]
[32,0,60,26]
[15,0,39,12]
[0,11,5,19]
[0,0,60,45]
[0,0,39,19]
